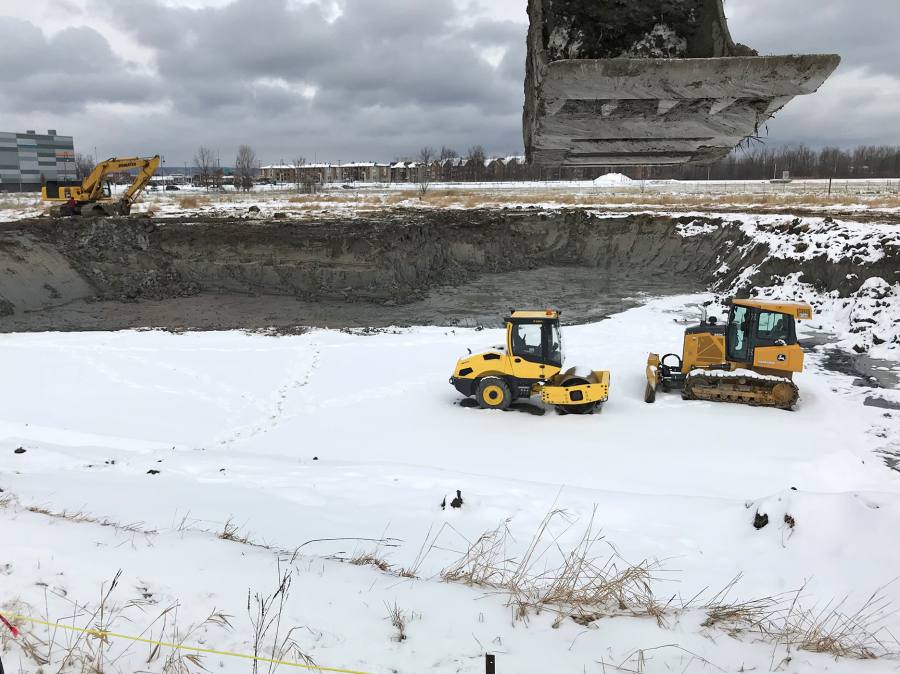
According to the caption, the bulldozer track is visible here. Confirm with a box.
[684,371,799,410]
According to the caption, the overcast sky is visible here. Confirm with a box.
[2,0,898,165]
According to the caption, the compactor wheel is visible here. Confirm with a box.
[476,377,512,411]
[556,377,597,416]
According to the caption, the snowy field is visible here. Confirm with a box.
[2,176,899,223]
[1,295,899,673]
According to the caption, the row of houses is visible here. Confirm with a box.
[260,157,542,184]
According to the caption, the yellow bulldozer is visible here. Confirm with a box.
[41,155,160,217]
[450,309,610,415]
[645,299,813,410]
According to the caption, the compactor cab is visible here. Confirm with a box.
[450,310,610,415]
[645,299,812,410]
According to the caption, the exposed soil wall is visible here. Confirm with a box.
[0,209,895,330]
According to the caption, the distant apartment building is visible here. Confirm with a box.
[0,130,75,192]
[260,162,392,184]
[261,157,540,184]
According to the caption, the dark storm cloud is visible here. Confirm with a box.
[2,0,897,162]
[86,0,526,158]
[726,0,900,76]
[0,18,161,113]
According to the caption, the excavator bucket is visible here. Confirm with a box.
[524,0,841,167]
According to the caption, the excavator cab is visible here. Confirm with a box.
[645,299,812,409]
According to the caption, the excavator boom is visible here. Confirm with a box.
[42,155,160,216]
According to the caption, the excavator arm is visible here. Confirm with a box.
[83,156,161,206]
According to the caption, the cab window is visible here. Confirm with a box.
[548,322,563,367]
[727,306,750,361]
[512,323,543,361]
[757,311,793,344]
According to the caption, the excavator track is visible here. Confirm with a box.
[684,370,799,410]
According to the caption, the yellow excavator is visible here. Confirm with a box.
[450,309,610,415]
[41,155,160,216]
[645,299,813,410]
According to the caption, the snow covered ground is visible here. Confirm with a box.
[1,295,899,673]
[3,177,899,223]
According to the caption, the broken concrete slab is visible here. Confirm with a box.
[525,0,841,167]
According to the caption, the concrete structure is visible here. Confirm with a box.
[524,0,840,167]
[0,130,75,192]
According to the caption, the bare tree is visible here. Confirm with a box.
[292,156,306,191]
[194,146,215,191]
[417,146,434,196]
[74,153,96,181]
[233,145,257,192]
[439,146,459,160]
[466,145,487,181]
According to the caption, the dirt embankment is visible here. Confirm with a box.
[0,209,895,331]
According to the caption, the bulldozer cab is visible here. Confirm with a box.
[506,310,563,369]
[725,300,810,374]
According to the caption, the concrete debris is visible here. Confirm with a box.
[524,0,840,166]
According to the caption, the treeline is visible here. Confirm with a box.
[652,145,900,181]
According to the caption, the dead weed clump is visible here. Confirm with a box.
[350,552,392,573]
[441,508,665,625]
[218,517,256,546]
[4,570,233,674]
[702,576,900,660]
[247,564,316,673]
[385,601,407,642]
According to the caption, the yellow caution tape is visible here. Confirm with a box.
[4,613,372,674]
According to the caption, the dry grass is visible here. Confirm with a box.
[176,196,210,209]
[385,602,407,642]
[218,516,256,546]
[4,570,231,674]
[25,504,154,535]
[247,564,316,673]
[441,509,666,626]
[350,552,392,573]
[702,576,900,660]
[411,190,900,210]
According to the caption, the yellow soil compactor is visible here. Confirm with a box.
[450,310,610,415]
[645,299,813,410]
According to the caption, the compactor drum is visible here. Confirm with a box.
[450,310,610,415]
[645,299,812,410]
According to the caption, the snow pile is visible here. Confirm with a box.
[688,368,790,382]
[677,219,721,237]
[593,172,634,187]
[734,215,900,264]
